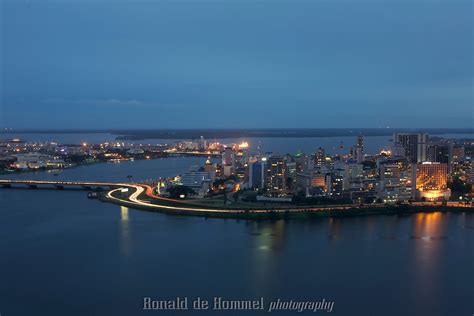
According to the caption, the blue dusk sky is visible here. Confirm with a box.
[1,0,473,129]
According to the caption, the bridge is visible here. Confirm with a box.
[0,179,129,191]
[164,151,222,158]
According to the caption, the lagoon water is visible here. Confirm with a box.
[2,132,473,156]
[1,139,474,315]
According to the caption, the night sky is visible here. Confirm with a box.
[2,0,473,129]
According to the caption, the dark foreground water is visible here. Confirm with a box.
[1,190,473,316]
[1,158,474,316]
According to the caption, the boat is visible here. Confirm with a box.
[87,192,99,199]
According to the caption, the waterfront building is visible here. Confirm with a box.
[415,162,450,200]
[393,133,428,163]
[378,158,414,203]
[181,166,216,196]
[12,153,51,169]
[178,141,199,151]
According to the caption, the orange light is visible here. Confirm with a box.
[238,142,249,149]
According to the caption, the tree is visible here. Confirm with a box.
[168,186,195,199]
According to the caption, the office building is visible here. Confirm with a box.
[393,133,428,163]
[249,160,267,189]
[266,155,287,196]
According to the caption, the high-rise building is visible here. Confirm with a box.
[222,147,234,176]
[222,147,233,165]
[357,134,364,150]
[352,135,365,163]
[415,162,450,200]
[285,160,297,192]
[266,155,286,196]
[314,147,326,168]
[249,159,267,189]
[378,158,414,202]
[427,143,452,173]
[295,153,311,174]
[393,133,428,163]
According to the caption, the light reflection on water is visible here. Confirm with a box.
[120,206,131,256]
[411,212,447,308]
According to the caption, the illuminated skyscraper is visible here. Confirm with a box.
[415,162,450,200]
[314,147,326,168]
[266,155,286,196]
[378,158,414,202]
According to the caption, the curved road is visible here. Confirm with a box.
[1,179,471,214]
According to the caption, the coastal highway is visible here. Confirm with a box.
[106,185,354,213]
[1,179,471,214]
[109,184,473,214]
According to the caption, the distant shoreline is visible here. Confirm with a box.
[1,128,473,141]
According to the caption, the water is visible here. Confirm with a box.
[1,135,474,315]
[0,157,214,183]
[0,190,473,316]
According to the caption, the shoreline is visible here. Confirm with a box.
[102,195,473,220]
[102,187,474,220]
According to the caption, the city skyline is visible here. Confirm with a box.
[2,0,473,129]
[1,2,473,315]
